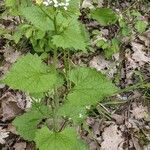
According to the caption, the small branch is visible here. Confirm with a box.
[58,119,68,132]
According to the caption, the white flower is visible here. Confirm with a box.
[54,3,58,7]
[43,1,49,6]
[69,117,72,120]
[65,2,69,6]
[64,6,67,10]
[79,113,83,118]
[43,0,70,10]
[86,105,91,110]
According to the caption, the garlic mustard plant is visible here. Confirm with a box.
[3,0,120,150]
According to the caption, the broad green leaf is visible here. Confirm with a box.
[64,0,80,17]
[13,104,51,141]
[35,127,88,150]
[3,54,63,93]
[52,19,88,51]
[135,20,147,33]
[91,8,118,26]
[20,6,54,31]
[59,67,118,121]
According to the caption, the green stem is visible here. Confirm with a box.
[52,10,59,132]
[63,50,71,89]
[37,5,54,22]
[53,88,59,132]
[53,9,58,70]
[117,82,149,94]
[122,0,139,14]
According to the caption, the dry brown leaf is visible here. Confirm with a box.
[89,55,117,78]
[111,114,124,125]
[131,42,150,66]
[89,141,98,150]
[130,104,148,120]
[0,62,11,75]
[143,144,150,150]
[3,46,21,63]
[13,142,27,150]
[92,121,100,136]
[138,30,150,47]
[131,134,141,150]
[0,127,9,144]
[97,0,104,8]
[101,124,124,150]
[0,92,23,121]
[82,0,94,9]
[7,124,17,134]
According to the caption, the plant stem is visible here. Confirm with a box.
[52,10,59,132]
[117,82,150,94]
[63,50,71,89]
[122,0,139,14]
[53,9,58,70]
[38,5,54,22]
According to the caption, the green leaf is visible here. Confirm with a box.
[64,0,80,17]
[96,40,109,49]
[91,8,118,26]
[5,0,16,7]
[20,6,54,31]
[59,67,118,121]
[52,19,88,51]
[25,27,33,38]
[12,24,31,44]
[12,31,23,44]
[135,20,147,33]
[34,30,46,40]
[3,54,62,93]
[35,127,88,150]
[13,104,51,141]
[131,10,141,17]
[104,38,120,59]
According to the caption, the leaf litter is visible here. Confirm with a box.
[0,0,150,149]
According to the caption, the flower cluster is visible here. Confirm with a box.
[43,0,70,10]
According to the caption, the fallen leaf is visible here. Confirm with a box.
[13,142,26,150]
[3,46,21,63]
[89,55,118,78]
[143,144,150,150]
[131,104,148,120]
[89,141,98,150]
[131,42,150,66]
[0,127,9,144]
[138,30,150,47]
[111,114,124,125]
[0,92,23,121]
[101,124,124,150]
[131,134,141,150]
[82,0,94,9]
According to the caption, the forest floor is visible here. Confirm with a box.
[0,0,150,150]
